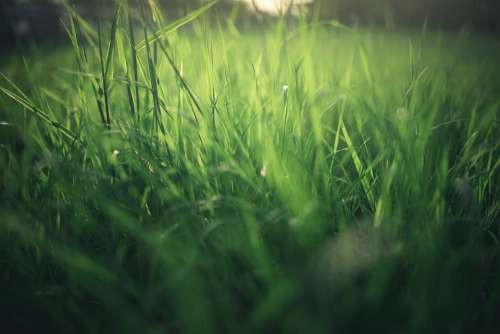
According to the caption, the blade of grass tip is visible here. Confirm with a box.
[22,57,50,119]
[128,9,140,120]
[150,0,167,28]
[330,55,353,171]
[205,35,219,147]
[153,39,159,67]
[135,0,218,51]
[143,24,155,133]
[98,20,112,128]
[341,121,376,208]
[90,80,107,126]
[157,41,202,126]
[122,51,136,120]
[104,5,121,78]
[359,46,373,85]
[111,8,134,119]
[125,80,135,118]
[56,0,97,43]
[329,19,352,31]
[155,49,205,150]
[70,10,98,103]
[374,159,398,227]
[0,87,43,118]
[281,84,289,155]
[121,35,136,120]
[62,16,98,126]
[0,86,79,142]
[0,72,31,102]
[409,39,416,82]
[74,15,93,70]
[62,16,86,76]
[140,3,164,136]
[114,7,128,71]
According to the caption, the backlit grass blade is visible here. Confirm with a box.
[157,41,202,124]
[0,86,78,142]
[128,8,140,118]
[135,0,218,51]
[98,21,112,128]
[340,121,376,208]
[56,0,98,42]
[104,5,122,78]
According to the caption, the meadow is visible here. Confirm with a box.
[1,2,500,333]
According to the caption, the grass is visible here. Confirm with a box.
[1,2,500,333]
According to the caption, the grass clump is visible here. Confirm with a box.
[1,1,499,333]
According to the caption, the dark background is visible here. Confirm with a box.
[1,0,499,47]
[315,0,500,30]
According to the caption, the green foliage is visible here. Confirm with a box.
[1,2,500,333]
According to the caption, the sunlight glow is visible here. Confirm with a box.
[238,0,313,15]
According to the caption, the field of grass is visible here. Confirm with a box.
[1,2,500,333]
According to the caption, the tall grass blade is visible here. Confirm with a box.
[135,0,218,51]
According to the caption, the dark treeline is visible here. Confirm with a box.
[0,0,208,47]
[315,0,500,31]
[1,0,499,47]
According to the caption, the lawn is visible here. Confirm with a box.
[1,3,500,333]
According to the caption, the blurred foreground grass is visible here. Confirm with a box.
[1,4,500,333]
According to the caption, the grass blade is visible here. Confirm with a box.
[135,0,218,51]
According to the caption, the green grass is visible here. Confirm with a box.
[1,2,500,333]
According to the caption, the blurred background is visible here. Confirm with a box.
[1,0,499,47]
